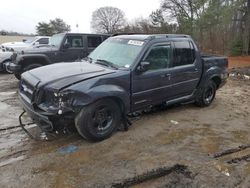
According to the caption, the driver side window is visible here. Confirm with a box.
[144,44,171,70]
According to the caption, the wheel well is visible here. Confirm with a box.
[101,97,125,114]
[21,58,48,67]
[211,76,221,89]
[3,59,11,63]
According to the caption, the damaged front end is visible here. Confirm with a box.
[18,78,78,138]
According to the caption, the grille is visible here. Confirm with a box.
[19,79,35,101]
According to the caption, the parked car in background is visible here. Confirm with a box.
[0,36,50,73]
[0,51,14,73]
[18,34,228,141]
[1,36,50,52]
[8,33,109,79]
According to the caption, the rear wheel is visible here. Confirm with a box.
[75,99,121,141]
[14,63,42,80]
[195,80,216,107]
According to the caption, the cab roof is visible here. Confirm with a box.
[112,34,191,41]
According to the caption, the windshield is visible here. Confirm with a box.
[49,33,64,47]
[89,38,144,68]
[24,37,36,44]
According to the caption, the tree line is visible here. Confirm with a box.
[35,1,250,56]
[91,1,250,56]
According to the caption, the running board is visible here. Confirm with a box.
[166,93,195,106]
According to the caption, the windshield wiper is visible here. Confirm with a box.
[95,59,118,69]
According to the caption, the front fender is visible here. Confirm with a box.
[70,85,130,113]
[16,54,51,65]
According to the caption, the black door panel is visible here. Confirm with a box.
[59,35,85,62]
[132,69,172,110]
[170,41,202,98]
[132,43,172,111]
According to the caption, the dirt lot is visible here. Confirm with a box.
[0,67,250,188]
[0,36,31,44]
[229,56,250,68]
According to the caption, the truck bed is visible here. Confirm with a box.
[201,54,228,71]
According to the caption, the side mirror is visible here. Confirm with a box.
[137,61,150,72]
[63,43,70,49]
[33,42,39,46]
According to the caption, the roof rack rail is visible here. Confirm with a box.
[165,34,190,38]
[111,33,146,37]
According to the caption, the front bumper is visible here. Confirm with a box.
[7,62,21,72]
[0,61,4,72]
[19,93,55,131]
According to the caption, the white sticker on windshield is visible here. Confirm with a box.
[124,64,130,68]
[128,40,144,46]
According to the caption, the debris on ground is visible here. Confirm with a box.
[170,120,179,125]
[57,144,78,154]
[229,67,250,80]
[215,163,230,177]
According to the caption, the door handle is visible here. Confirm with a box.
[161,73,171,78]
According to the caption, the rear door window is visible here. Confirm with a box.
[87,36,102,48]
[173,41,195,67]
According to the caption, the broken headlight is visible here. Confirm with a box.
[54,90,76,114]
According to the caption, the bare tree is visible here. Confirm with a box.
[91,6,126,34]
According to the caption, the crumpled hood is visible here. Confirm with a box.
[22,61,116,90]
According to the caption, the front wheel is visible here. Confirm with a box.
[75,99,121,141]
[14,73,21,80]
[195,80,216,107]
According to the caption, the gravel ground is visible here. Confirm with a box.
[0,68,249,188]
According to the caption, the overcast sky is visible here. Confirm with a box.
[0,0,160,34]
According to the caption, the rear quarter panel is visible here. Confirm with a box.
[198,55,228,88]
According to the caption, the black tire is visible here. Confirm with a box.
[75,99,121,141]
[14,73,21,80]
[14,63,42,80]
[195,80,216,107]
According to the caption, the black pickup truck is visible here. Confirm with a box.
[8,33,109,79]
[18,34,228,141]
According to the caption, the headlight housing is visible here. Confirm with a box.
[38,88,90,115]
[55,91,75,108]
